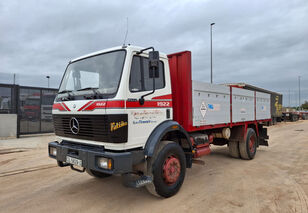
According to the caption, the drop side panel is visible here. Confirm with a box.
[256,92,271,120]
[192,81,230,126]
[232,87,254,122]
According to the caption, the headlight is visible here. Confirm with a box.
[49,147,57,156]
[97,157,112,170]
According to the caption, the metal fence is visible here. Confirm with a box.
[0,83,58,137]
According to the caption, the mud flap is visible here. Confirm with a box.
[259,139,269,146]
[258,125,269,146]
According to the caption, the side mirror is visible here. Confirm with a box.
[139,49,160,105]
[149,51,159,78]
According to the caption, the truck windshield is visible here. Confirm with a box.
[58,50,126,97]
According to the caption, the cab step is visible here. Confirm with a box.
[123,174,153,188]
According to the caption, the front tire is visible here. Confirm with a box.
[239,128,257,160]
[146,141,186,198]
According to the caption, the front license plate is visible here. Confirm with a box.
[66,156,82,167]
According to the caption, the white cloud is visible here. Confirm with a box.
[0,0,307,106]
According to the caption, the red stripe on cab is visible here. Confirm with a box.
[84,101,107,111]
[62,103,71,111]
[106,100,125,108]
[78,101,94,111]
[52,103,66,111]
[79,100,172,111]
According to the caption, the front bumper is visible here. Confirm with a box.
[48,141,144,174]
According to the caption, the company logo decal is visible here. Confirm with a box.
[240,108,247,113]
[130,110,163,125]
[110,121,128,132]
[133,120,157,124]
[207,103,221,111]
[70,117,80,134]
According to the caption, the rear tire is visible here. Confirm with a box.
[239,128,257,160]
[86,169,112,178]
[146,141,186,198]
[228,140,240,158]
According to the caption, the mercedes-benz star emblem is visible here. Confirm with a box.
[69,117,79,134]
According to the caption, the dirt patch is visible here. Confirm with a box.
[0,158,16,166]
[0,121,307,212]
[0,164,57,177]
[0,148,30,155]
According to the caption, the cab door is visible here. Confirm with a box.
[126,54,172,148]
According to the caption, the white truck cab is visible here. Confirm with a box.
[52,46,172,150]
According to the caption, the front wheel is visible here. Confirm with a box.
[146,141,186,198]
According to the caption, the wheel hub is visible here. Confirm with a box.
[249,137,255,154]
[162,155,181,185]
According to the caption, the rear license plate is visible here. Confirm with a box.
[66,156,82,167]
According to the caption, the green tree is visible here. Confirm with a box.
[301,101,308,109]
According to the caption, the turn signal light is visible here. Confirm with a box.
[171,125,178,129]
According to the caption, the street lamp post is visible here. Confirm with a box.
[298,76,301,109]
[288,88,290,107]
[210,23,215,84]
[46,76,50,88]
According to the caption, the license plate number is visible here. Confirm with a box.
[66,156,82,167]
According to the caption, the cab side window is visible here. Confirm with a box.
[129,56,165,92]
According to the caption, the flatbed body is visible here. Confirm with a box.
[168,51,271,133]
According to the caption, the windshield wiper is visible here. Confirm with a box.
[58,89,73,94]
[77,87,99,91]
[77,87,104,99]
[58,90,74,101]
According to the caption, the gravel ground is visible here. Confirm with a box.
[0,121,307,213]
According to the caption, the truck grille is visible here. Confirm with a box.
[53,114,128,143]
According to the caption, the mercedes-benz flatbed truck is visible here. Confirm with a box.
[49,45,270,197]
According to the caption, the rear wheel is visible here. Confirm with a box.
[146,141,186,198]
[228,140,240,158]
[86,169,112,178]
[239,128,257,160]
